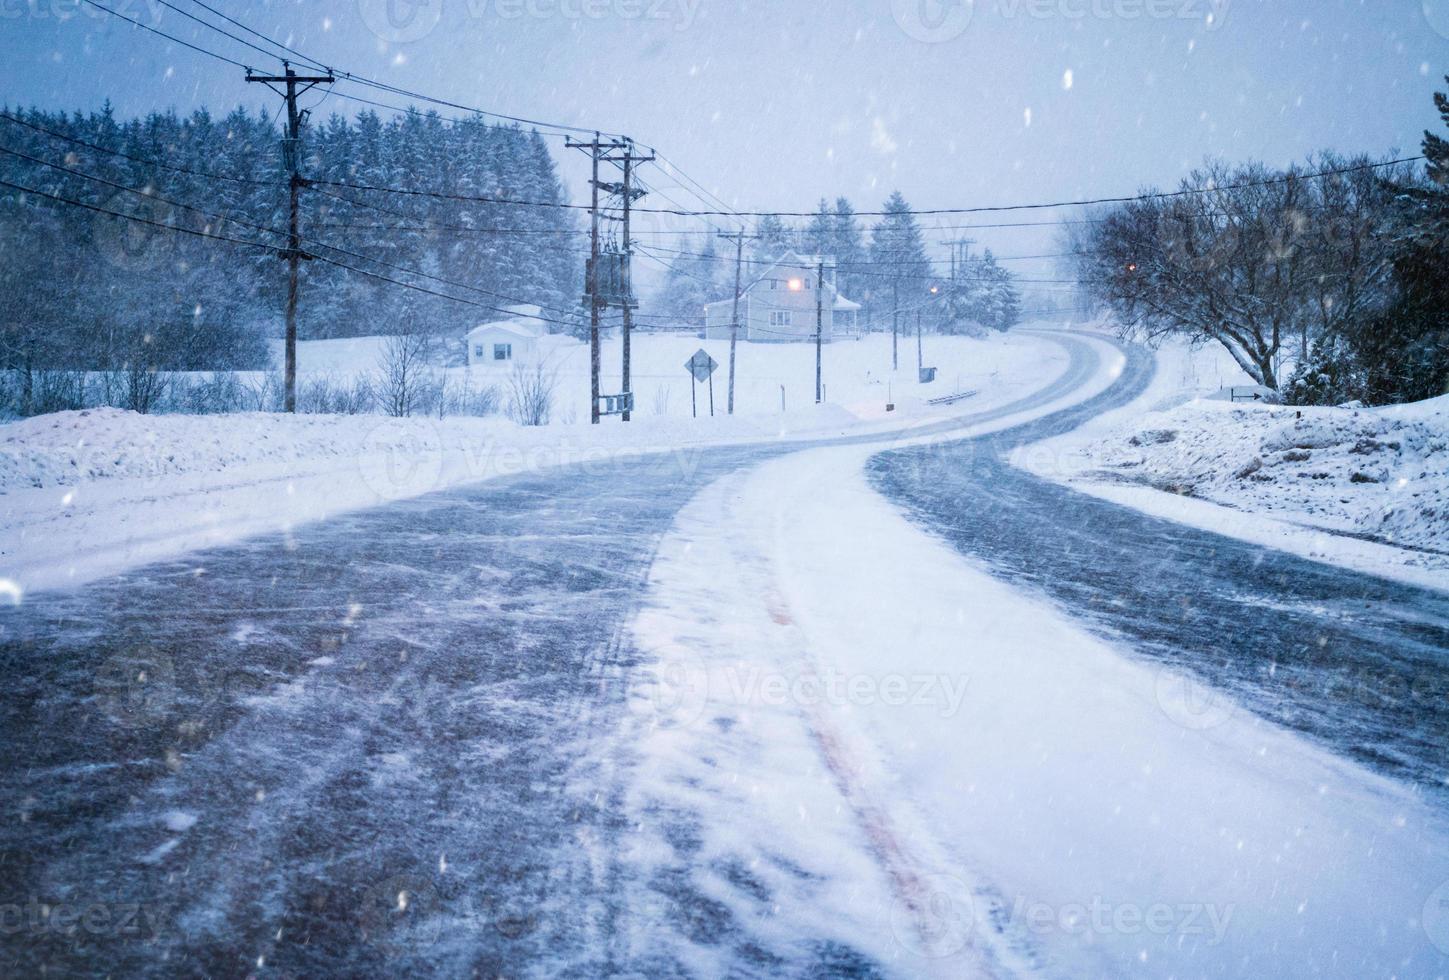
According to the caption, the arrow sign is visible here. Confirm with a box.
[685,349,718,383]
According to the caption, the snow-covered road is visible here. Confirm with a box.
[3,330,1446,977]
[632,396,1449,977]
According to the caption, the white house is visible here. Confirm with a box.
[466,305,545,366]
[703,251,861,343]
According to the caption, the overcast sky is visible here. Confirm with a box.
[3,0,1447,291]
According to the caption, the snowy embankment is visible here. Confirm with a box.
[1019,339,1449,590]
[1065,397,1447,552]
[617,440,1449,977]
[0,331,1060,594]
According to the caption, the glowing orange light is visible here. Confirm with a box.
[788,278,804,291]
[1127,263,1138,272]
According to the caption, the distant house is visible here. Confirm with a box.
[703,251,861,343]
[466,305,545,366]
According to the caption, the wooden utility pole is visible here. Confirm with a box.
[942,237,975,284]
[916,308,923,372]
[815,259,825,404]
[247,62,333,413]
[587,137,602,424]
[717,230,759,414]
[566,134,641,424]
[617,141,652,421]
[891,281,900,372]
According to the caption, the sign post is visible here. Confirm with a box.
[685,349,719,420]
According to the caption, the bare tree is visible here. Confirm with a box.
[505,361,557,427]
[376,329,432,418]
[1073,157,1407,390]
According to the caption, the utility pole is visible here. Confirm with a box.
[916,308,923,372]
[815,259,825,404]
[617,140,652,422]
[943,237,976,284]
[247,61,334,413]
[717,230,759,415]
[587,137,601,424]
[567,134,641,424]
[891,281,899,372]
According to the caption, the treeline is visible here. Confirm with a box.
[652,191,1021,334]
[1071,80,1448,406]
[0,102,581,415]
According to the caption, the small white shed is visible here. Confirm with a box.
[466,305,544,366]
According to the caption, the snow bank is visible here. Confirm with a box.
[1067,396,1449,556]
[1015,336,1449,589]
[0,331,1069,593]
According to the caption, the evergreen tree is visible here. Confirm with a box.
[0,100,586,402]
[830,197,866,304]
[753,213,794,266]
[652,234,727,326]
[867,191,931,331]
[800,199,833,257]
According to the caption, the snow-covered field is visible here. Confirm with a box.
[286,328,994,424]
[1019,337,1449,590]
[0,330,1060,594]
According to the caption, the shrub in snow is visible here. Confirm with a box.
[505,362,557,427]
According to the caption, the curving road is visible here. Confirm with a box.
[869,340,1449,795]
[2,331,1444,976]
[0,333,1104,977]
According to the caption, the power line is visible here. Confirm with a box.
[174,0,626,139]
[634,243,1086,285]
[2,146,588,328]
[79,0,252,69]
[0,174,277,250]
[302,153,1424,221]
[0,111,277,186]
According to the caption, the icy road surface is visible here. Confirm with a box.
[0,334,1105,976]
[2,332,1446,977]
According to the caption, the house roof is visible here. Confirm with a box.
[467,319,539,340]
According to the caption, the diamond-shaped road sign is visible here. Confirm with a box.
[685,349,718,383]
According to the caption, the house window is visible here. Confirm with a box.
[769,311,793,327]
[769,279,778,290]
[494,343,512,361]
[473,344,484,358]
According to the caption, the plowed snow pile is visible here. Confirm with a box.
[1071,395,1449,554]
